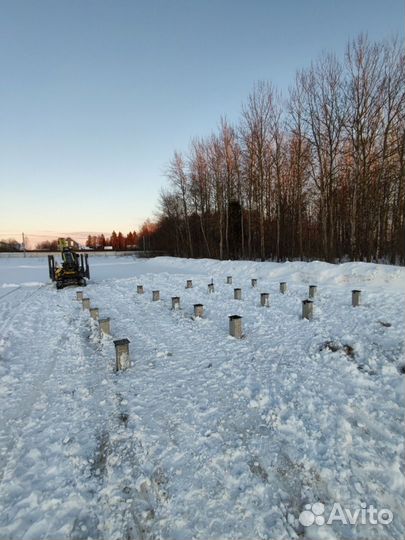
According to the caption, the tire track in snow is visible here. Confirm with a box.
[0,284,48,337]
[0,285,57,484]
[0,285,22,301]
[54,291,162,540]
[0,287,117,538]
[68,282,188,539]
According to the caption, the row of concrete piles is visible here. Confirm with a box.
[299,286,362,320]
[76,290,130,372]
[135,277,363,338]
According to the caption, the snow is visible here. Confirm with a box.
[0,256,404,539]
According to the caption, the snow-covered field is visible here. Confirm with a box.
[0,256,404,540]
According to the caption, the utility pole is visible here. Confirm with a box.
[22,232,26,257]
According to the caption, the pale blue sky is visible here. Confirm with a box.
[0,0,403,243]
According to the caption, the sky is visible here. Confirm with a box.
[0,0,403,246]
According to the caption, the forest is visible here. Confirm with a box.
[140,35,405,264]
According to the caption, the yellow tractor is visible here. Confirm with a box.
[48,239,90,289]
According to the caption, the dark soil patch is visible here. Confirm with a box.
[119,412,129,427]
[320,341,354,357]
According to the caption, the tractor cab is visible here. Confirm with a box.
[62,248,78,269]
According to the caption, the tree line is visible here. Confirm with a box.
[85,231,138,250]
[0,238,21,252]
[35,230,139,250]
[142,35,405,264]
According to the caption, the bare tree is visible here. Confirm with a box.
[241,81,275,260]
[168,152,193,257]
